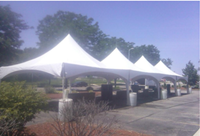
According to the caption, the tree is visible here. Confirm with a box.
[0,81,48,135]
[162,58,173,69]
[92,36,134,60]
[36,10,104,54]
[36,10,135,61]
[130,45,160,65]
[0,5,30,66]
[182,61,198,85]
[18,47,40,62]
[36,10,172,66]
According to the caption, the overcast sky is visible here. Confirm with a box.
[1,1,199,75]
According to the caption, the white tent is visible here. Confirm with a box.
[101,48,149,104]
[133,56,168,82]
[101,48,147,80]
[0,34,122,99]
[133,56,173,98]
[0,34,115,80]
[0,34,189,104]
[155,60,188,91]
[155,60,187,81]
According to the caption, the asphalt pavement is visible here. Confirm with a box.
[108,90,200,136]
[26,89,200,136]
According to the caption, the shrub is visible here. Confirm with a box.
[71,90,78,93]
[113,86,120,90]
[51,99,117,136]
[44,85,55,94]
[0,81,48,135]
[88,90,94,93]
[86,86,94,91]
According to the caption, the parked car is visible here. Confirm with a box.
[71,81,88,87]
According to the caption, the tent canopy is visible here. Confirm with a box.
[0,35,187,83]
[0,34,113,80]
[101,48,148,80]
[155,61,187,82]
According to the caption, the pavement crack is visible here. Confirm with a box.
[164,100,198,109]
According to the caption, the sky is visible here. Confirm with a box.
[1,1,199,75]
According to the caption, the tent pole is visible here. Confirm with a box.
[174,81,177,94]
[114,78,117,88]
[62,77,66,100]
[175,76,177,95]
[62,64,66,100]
[126,81,130,105]
[106,78,111,84]
[157,82,161,99]
[31,73,33,89]
[68,79,71,93]
[186,76,189,93]
[127,70,131,105]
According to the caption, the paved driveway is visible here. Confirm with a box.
[27,90,199,136]
[109,90,199,136]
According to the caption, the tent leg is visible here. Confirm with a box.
[174,82,177,95]
[187,82,189,94]
[106,79,111,84]
[62,77,66,100]
[157,82,161,99]
[126,81,130,105]
[68,79,71,93]
[114,78,117,88]
[31,73,33,89]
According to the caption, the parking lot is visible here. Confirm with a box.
[27,89,199,136]
[108,90,199,136]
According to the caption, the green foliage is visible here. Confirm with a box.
[163,83,167,89]
[92,36,135,61]
[36,10,134,61]
[113,86,120,90]
[0,81,48,125]
[36,11,104,54]
[71,90,78,93]
[130,45,161,65]
[0,5,31,66]
[86,86,94,91]
[18,47,41,63]
[178,83,181,89]
[44,85,55,94]
[182,61,198,86]
[88,90,94,93]
[162,58,173,69]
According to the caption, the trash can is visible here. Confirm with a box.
[167,84,170,95]
[187,87,192,94]
[58,98,73,122]
[176,89,181,96]
[101,84,113,101]
[131,85,139,93]
[161,90,167,99]
[129,92,137,106]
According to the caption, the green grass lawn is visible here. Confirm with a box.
[5,76,125,88]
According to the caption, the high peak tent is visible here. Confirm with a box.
[101,48,146,80]
[134,56,163,74]
[101,48,150,104]
[133,56,173,99]
[0,34,120,82]
[155,60,187,82]
[0,34,189,104]
[133,56,167,81]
